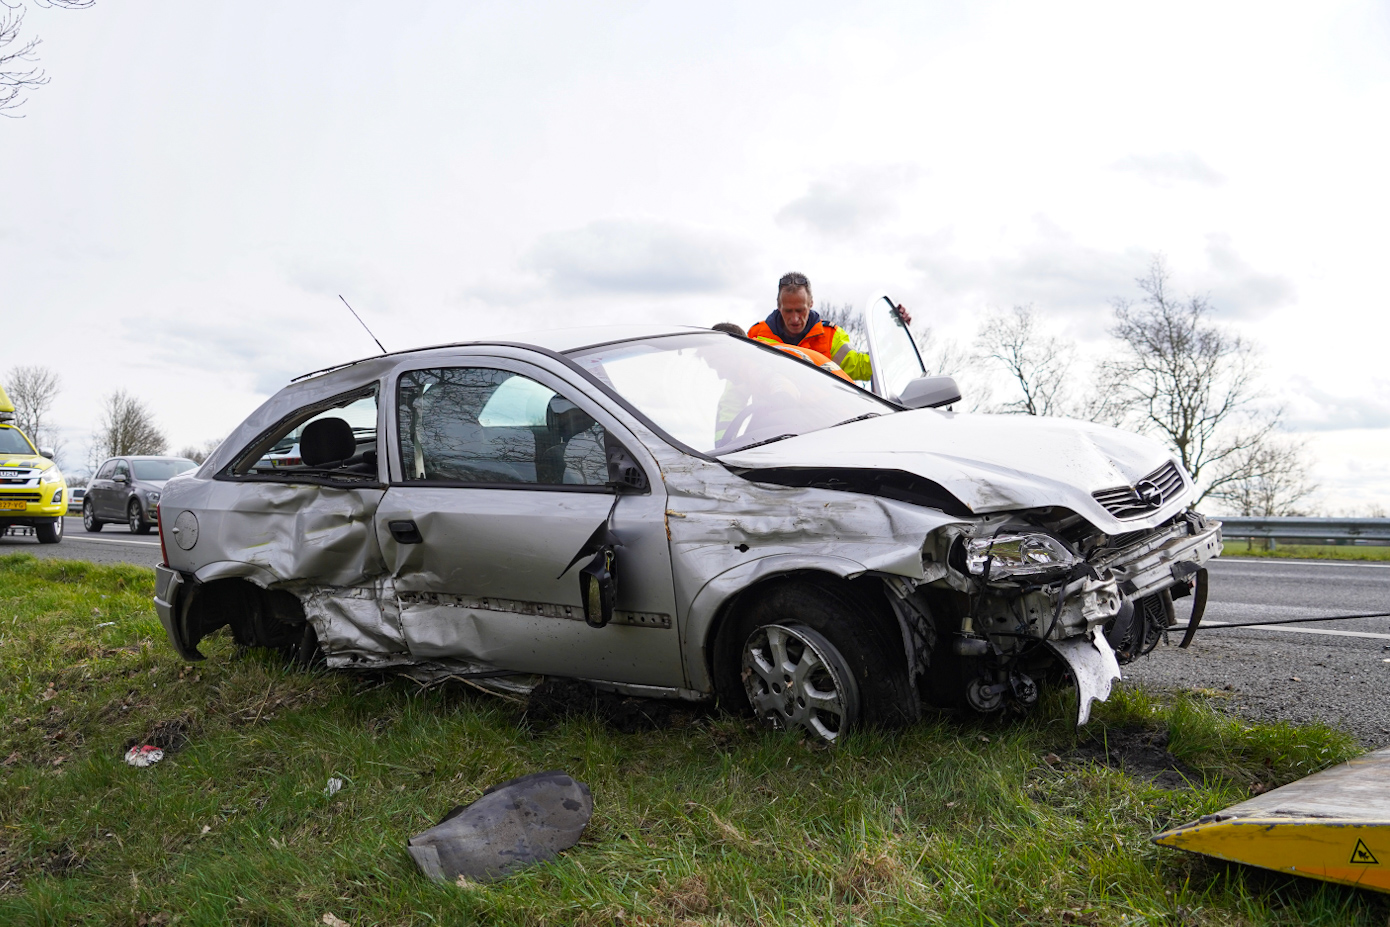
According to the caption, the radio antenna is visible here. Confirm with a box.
[339,295,387,354]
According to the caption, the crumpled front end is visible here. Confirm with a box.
[887,508,1222,724]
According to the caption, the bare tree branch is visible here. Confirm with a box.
[1207,435,1318,516]
[0,2,94,116]
[973,304,1073,416]
[1099,255,1300,504]
[92,390,167,461]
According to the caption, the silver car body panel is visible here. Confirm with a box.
[157,318,1220,720]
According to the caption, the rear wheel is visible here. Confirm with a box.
[713,579,913,743]
[128,500,151,535]
[82,499,103,532]
[35,518,63,544]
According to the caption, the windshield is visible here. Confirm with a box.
[569,332,894,455]
[0,426,36,456]
[132,459,197,481]
[867,296,926,401]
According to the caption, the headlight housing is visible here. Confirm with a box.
[147,491,161,505]
[40,467,64,484]
[965,533,1077,578]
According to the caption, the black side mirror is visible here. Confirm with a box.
[578,548,616,628]
[606,443,647,492]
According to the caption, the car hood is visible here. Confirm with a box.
[137,479,169,491]
[721,409,1191,532]
[1,454,54,470]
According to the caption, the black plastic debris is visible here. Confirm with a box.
[407,770,593,883]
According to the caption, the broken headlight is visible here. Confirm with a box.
[965,534,1076,578]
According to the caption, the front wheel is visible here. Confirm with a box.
[713,579,914,744]
[128,500,151,535]
[36,518,63,544]
[83,499,103,532]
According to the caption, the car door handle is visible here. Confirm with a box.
[388,520,424,544]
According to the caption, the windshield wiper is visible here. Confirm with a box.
[730,433,798,452]
[832,412,882,428]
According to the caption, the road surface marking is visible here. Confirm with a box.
[1220,558,1390,570]
[1180,620,1390,642]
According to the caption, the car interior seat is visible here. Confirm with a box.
[300,417,376,474]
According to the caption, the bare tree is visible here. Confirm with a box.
[1208,436,1318,516]
[2,364,62,456]
[93,389,167,459]
[974,304,1073,416]
[817,302,864,351]
[1100,256,1291,503]
[176,437,223,464]
[1,1,94,117]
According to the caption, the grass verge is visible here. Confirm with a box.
[1223,543,1390,561]
[1,552,1385,926]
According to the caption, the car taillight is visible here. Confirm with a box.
[157,502,169,566]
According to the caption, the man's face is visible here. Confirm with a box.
[777,287,813,336]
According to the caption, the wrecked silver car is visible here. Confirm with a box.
[152,298,1221,742]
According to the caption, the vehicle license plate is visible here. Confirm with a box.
[0,499,27,510]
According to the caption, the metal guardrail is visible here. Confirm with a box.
[1216,517,1390,542]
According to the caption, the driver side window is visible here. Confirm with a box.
[397,367,609,487]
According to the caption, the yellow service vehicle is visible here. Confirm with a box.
[0,384,66,544]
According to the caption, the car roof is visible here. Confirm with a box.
[292,324,714,382]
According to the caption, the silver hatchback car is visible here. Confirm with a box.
[153,297,1220,742]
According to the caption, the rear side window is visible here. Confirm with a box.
[228,387,380,484]
[397,367,608,487]
[95,460,117,480]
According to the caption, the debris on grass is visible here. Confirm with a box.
[124,745,164,767]
[407,770,592,883]
[325,777,345,797]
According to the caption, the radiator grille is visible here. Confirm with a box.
[0,493,42,502]
[1092,460,1185,519]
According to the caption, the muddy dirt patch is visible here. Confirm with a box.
[1068,726,1198,789]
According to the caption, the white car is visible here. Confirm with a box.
[152,295,1221,742]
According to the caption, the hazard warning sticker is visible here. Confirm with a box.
[1351,839,1379,865]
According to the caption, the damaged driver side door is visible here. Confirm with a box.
[375,358,685,688]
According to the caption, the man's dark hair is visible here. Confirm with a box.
[711,322,747,338]
[777,271,812,299]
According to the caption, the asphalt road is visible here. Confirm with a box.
[4,524,1387,743]
[1126,557,1390,747]
[1,515,164,568]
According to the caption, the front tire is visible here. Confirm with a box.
[83,499,103,532]
[713,579,914,743]
[128,500,151,535]
[36,518,63,544]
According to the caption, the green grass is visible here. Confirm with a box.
[0,553,1384,926]
[1223,542,1390,561]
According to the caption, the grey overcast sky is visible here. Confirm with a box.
[3,1,1389,510]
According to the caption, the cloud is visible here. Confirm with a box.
[908,218,1152,323]
[1282,377,1390,432]
[1197,233,1296,318]
[776,165,920,237]
[523,219,754,295]
[1111,152,1227,187]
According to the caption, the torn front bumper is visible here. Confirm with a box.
[1100,514,1222,601]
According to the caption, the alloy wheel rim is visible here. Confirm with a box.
[741,623,857,744]
[83,502,94,529]
[129,505,140,532]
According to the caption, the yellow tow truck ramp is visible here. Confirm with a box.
[1154,746,1390,894]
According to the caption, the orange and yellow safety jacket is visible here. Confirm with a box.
[748,312,872,381]
[765,342,853,382]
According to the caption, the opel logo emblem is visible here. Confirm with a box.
[1135,480,1163,508]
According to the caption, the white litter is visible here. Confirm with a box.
[325,777,344,797]
[125,745,164,767]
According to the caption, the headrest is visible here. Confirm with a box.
[546,397,595,440]
[301,417,356,467]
